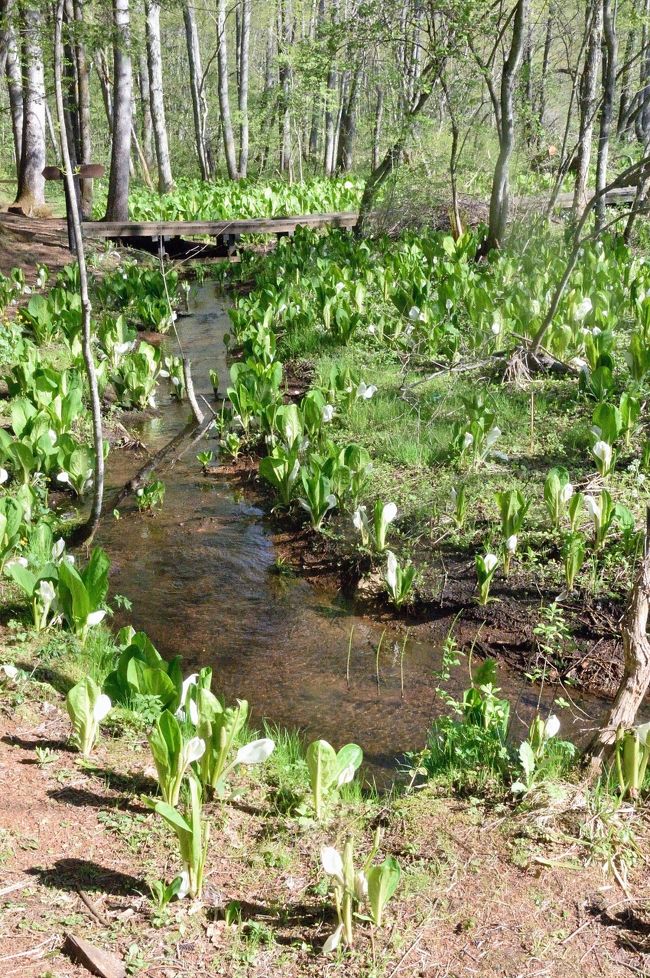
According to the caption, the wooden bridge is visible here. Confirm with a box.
[0,184,644,262]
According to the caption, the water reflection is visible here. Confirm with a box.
[99,283,619,780]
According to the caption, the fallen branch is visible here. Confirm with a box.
[111,413,215,509]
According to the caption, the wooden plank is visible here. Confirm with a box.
[80,210,360,240]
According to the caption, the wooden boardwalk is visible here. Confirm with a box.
[80,210,360,241]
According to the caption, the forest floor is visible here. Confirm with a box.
[1,650,649,978]
[0,223,649,978]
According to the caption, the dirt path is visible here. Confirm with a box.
[0,212,72,282]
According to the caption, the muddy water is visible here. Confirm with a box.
[100,283,615,779]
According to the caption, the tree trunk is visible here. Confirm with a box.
[372,87,384,170]
[617,27,635,138]
[145,0,173,193]
[96,48,113,135]
[14,2,46,215]
[217,0,238,179]
[595,0,616,232]
[637,0,650,143]
[537,5,553,135]
[5,14,23,170]
[138,50,154,171]
[278,0,293,174]
[336,65,361,173]
[323,0,338,177]
[105,0,132,222]
[571,1,604,221]
[238,0,251,177]
[183,3,212,180]
[588,516,650,762]
[484,0,529,252]
[54,0,104,545]
[72,0,93,218]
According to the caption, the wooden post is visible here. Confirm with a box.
[42,163,105,253]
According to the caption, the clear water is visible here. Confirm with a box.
[99,283,621,779]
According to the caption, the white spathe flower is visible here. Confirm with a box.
[385,550,398,591]
[0,468,8,485]
[560,482,574,504]
[52,538,65,561]
[47,430,57,445]
[382,502,397,525]
[183,737,206,765]
[485,426,501,448]
[450,487,457,504]
[321,846,344,882]
[463,431,474,449]
[344,180,353,190]
[93,693,112,723]
[352,506,367,531]
[483,553,499,574]
[544,715,560,739]
[354,870,368,901]
[179,673,198,708]
[114,341,134,356]
[357,382,377,400]
[4,556,28,569]
[575,297,593,321]
[57,471,71,484]
[171,377,181,387]
[408,305,421,321]
[322,404,335,423]
[37,580,56,604]
[323,923,343,954]
[188,699,199,726]
[336,763,356,787]
[584,494,600,520]
[159,369,170,379]
[593,440,612,470]
[234,738,275,766]
[177,869,191,900]
[506,534,518,554]
[367,324,376,335]
[0,664,19,679]
[87,610,106,627]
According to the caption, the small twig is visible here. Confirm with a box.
[77,888,111,926]
[0,879,30,897]
[0,935,57,962]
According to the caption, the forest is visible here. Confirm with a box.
[0,1,649,976]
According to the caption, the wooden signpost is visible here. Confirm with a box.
[42,163,105,253]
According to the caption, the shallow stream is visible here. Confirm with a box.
[99,283,618,779]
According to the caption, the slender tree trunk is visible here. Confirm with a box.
[336,65,361,172]
[571,1,604,221]
[72,0,93,217]
[537,5,553,135]
[372,86,384,170]
[183,3,212,179]
[595,0,616,231]
[96,48,113,135]
[323,0,338,177]
[637,0,650,142]
[217,0,238,178]
[484,0,529,252]
[105,0,132,222]
[278,0,293,174]
[145,0,173,193]
[238,0,250,177]
[138,50,154,171]
[14,2,46,215]
[54,0,104,545]
[617,27,635,137]
[5,17,23,170]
